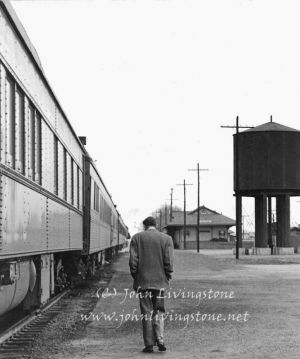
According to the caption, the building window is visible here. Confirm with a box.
[219,230,226,238]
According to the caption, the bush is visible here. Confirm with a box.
[210,237,228,242]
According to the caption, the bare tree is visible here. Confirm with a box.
[151,204,182,229]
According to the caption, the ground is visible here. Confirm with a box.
[26,250,300,359]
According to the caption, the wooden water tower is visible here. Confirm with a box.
[235,120,300,249]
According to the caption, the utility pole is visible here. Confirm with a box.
[166,188,178,221]
[242,214,249,241]
[170,188,174,221]
[164,203,168,227]
[155,210,162,231]
[188,164,209,253]
[177,180,193,249]
[221,116,254,259]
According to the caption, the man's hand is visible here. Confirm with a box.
[166,274,172,280]
[131,272,137,280]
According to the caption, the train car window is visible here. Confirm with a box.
[66,152,72,203]
[63,148,67,200]
[101,199,111,225]
[91,180,94,210]
[78,168,83,211]
[15,87,25,174]
[73,160,78,207]
[75,166,80,208]
[71,159,74,205]
[28,103,35,180]
[57,141,64,198]
[94,183,100,212]
[5,75,15,168]
[100,196,104,221]
[34,113,42,184]
[54,136,58,195]
[93,183,95,210]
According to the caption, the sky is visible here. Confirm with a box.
[10,0,300,234]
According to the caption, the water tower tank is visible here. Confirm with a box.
[234,122,300,194]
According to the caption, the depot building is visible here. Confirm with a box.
[165,206,235,249]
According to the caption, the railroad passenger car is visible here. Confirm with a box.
[0,0,128,317]
[82,153,129,270]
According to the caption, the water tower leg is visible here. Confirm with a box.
[276,194,291,247]
[268,196,273,253]
[235,193,242,259]
[255,194,268,248]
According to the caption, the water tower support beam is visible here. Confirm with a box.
[276,194,291,247]
[236,194,242,250]
[255,194,268,247]
[268,196,273,252]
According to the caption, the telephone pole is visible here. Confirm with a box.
[170,188,174,221]
[188,164,209,253]
[164,203,168,227]
[165,192,178,228]
[155,210,162,231]
[221,116,254,259]
[177,180,193,249]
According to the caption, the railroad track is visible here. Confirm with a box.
[0,290,69,359]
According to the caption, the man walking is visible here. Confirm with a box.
[129,216,174,353]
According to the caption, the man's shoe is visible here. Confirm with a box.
[156,341,167,352]
[142,346,153,353]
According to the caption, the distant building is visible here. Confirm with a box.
[290,226,300,236]
[165,206,235,249]
[290,227,300,249]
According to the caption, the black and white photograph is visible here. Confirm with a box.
[0,0,300,358]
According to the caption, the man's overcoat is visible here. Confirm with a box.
[129,228,174,291]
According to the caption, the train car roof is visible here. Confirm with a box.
[0,0,85,153]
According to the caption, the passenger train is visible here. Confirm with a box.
[0,0,129,317]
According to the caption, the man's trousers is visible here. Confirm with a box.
[139,289,165,347]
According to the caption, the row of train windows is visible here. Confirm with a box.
[5,76,41,180]
[3,71,82,210]
[93,182,114,226]
[92,180,127,233]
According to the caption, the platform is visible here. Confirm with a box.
[51,250,300,359]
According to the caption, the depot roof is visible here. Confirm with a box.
[166,206,235,228]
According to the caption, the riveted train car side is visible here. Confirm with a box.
[0,0,129,317]
[82,154,129,274]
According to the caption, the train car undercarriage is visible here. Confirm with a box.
[0,245,123,318]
